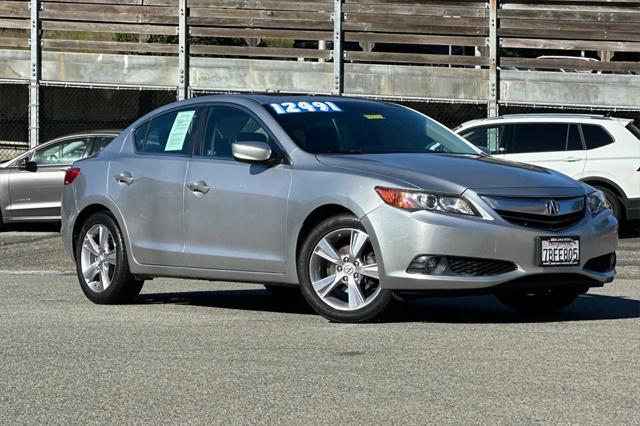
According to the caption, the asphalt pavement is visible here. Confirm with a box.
[0,225,638,425]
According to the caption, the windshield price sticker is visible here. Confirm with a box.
[270,101,342,114]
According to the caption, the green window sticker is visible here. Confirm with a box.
[364,114,385,120]
[165,110,196,152]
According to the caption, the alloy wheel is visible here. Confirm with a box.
[80,224,117,293]
[309,228,381,311]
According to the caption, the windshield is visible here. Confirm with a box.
[265,100,478,155]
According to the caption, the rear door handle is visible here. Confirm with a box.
[114,171,135,185]
[187,180,211,195]
[565,157,583,163]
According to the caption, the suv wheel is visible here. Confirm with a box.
[496,288,581,314]
[297,214,393,322]
[594,186,623,224]
[75,212,144,304]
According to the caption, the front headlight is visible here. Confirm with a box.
[375,187,477,216]
[587,190,610,217]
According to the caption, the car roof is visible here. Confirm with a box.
[456,114,635,130]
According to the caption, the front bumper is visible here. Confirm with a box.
[362,202,618,291]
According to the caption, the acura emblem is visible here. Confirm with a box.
[546,200,560,216]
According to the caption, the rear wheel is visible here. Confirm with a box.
[75,212,144,304]
[297,214,393,323]
[496,288,581,314]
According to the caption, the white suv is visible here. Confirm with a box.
[456,114,640,225]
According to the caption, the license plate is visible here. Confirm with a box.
[538,237,580,266]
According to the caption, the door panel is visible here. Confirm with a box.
[503,123,586,179]
[183,158,291,273]
[182,105,292,273]
[108,107,201,267]
[8,137,89,219]
[109,154,189,266]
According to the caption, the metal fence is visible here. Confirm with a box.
[1,0,640,159]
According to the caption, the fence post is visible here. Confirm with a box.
[332,0,343,95]
[488,0,499,117]
[29,0,40,148]
[177,0,188,100]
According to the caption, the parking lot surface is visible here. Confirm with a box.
[0,227,638,424]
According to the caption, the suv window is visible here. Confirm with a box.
[137,108,199,155]
[581,124,614,150]
[627,122,640,141]
[460,125,505,154]
[506,123,574,154]
[566,124,583,151]
[32,138,89,165]
[200,107,272,159]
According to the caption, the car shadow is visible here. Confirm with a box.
[1,223,61,233]
[136,289,639,324]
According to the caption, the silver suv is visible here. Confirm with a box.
[61,96,617,323]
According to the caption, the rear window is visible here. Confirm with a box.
[581,124,614,150]
[627,122,640,141]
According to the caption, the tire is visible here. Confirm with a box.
[496,288,581,315]
[74,212,144,304]
[595,186,623,225]
[297,214,393,323]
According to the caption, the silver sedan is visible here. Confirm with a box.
[0,131,118,230]
[61,96,617,322]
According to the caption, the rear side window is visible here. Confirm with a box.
[581,125,614,150]
[506,123,569,154]
[627,123,640,141]
[135,108,199,155]
[460,125,505,154]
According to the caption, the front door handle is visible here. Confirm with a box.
[114,171,135,185]
[187,180,212,195]
[565,157,583,163]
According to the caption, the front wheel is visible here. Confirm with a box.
[75,212,144,304]
[297,215,393,323]
[496,288,581,314]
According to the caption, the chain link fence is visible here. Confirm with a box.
[40,86,177,143]
[0,83,29,162]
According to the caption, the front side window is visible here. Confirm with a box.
[265,100,476,155]
[200,107,272,159]
[136,108,199,155]
[581,124,614,150]
[460,125,505,154]
[506,123,570,154]
[32,138,89,165]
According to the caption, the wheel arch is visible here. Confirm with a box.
[72,203,125,260]
[581,176,628,218]
[295,204,357,261]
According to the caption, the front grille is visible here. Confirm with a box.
[495,209,585,231]
[447,257,517,276]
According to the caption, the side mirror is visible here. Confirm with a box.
[18,158,38,172]
[232,141,273,164]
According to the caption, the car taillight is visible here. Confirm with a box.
[64,168,81,185]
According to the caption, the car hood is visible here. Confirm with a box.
[316,153,586,197]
